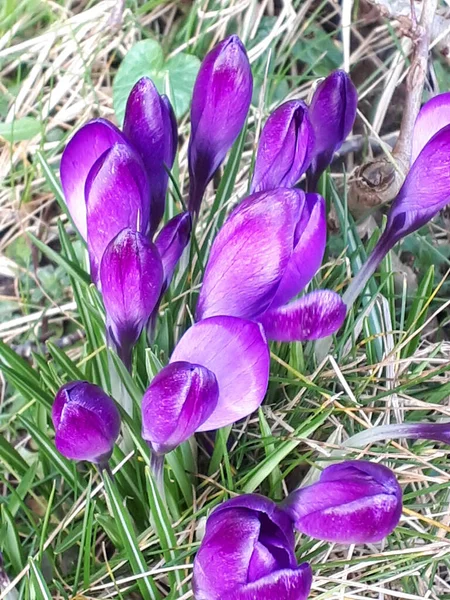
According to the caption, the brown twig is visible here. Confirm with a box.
[348,0,438,218]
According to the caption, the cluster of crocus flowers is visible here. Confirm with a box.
[193,460,402,599]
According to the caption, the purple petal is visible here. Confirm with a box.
[270,193,327,308]
[308,70,357,189]
[193,508,262,600]
[86,143,150,285]
[260,290,346,342]
[155,212,192,290]
[141,361,219,454]
[100,228,163,367]
[170,316,270,430]
[196,189,303,321]
[60,119,126,239]
[345,421,450,447]
[251,100,314,193]
[123,77,177,233]
[283,460,402,544]
[412,92,450,163]
[381,123,450,249]
[188,35,253,214]
[52,381,121,464]
[220,565,313,600]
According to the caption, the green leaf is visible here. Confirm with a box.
[113,39,200,122]
[0,433,28,478]
[401,266,435,358]
[29,559,52,600]
[103,474,161,600]
[2,505,24,573]
[0,116,41,142]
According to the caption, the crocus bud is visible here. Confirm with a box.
[142,361,219,454]
[100,228,163,368]
[307,70,357,190]
[86,142,150,285]
[155,211,192,291]
[193,494,312,600]
[188,35,253,214]
[52,381,121,465]
[197,189,346,341]
[60,119,127,239]
[124,78,178,233]
[141,316,269,450]
[250,100,314,193]
[282,461,402,544]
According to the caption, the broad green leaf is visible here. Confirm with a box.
[113,39,200,123]
[0,434,28,478]
[29,559,52,600]
[0,116,41,142]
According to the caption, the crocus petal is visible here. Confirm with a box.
[123,77,177,233]
[188,35,253,214]
[100,228,163,367]
[141,361,219,454]
[411,92,450,163]
[251,100,314,193]
[270,193,327,308]
[283,460,402,544]
[170,316,270,430]
[193,508,262,600]
[196,189,302,321]
[52,381,121,464]
[308,70,357,189]
[220,565,313,600]
[155,212,192,290]
[86,143,150,285]
[260,290,346,342]
[60,119,126,239]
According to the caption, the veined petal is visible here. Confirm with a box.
[141,361,219,454]
[196,189,302,321]
[220,565,313,600]
[251,100,314,193]
[170,316,270,430]
[60,119,126,239]
[271,193,327,307]
[260,290,346,342]
[86,143,150,285]
[124,77,177,233]
[412,92,450,163]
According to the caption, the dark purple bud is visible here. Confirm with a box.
[193,494,312,600]
[251,100,314,193]
[411,92,450,163]
[142,361,219,454]
[100,228,163,368]
[124,78,178,233]
[307,70,357,190]
[86,143,150,285]
[343,124,450,310]
[344,420,450,448]
[196,189,303,321]
[188,35,253,214]
[60,119,126,239]
[52,381,121,465]
[155,212,192,291]
[270,193,327,309]
[170,316,269,431]
[283,461,402,544]
[260,290,346,342]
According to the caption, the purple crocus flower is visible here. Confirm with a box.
[100,228,163,369]
[188,35,253,215]
[250,100,314,193]
[86,143,150,285]
[196,189,346,342]
[344,420,450,448]
[141,316,270,453]
[155,211,192,292]
[123,77,178,234]
[193,494,312,600]
[282,461,402,544]
[411,92,450,163]
[60,77,177,240]
[52,381,121,467]
[307,70,357,190]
